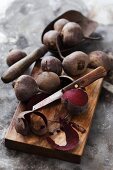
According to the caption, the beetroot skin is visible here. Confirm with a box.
[47,119,79,151]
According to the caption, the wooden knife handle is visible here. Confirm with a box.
[63,66,107,91]
[1,45,48,83]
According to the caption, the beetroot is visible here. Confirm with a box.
[61,22,83,47]
[41,56,62,75]
[61,88,88,115]
[7,49,27,66]
[89,51,110,71]
[13,75,39,102]
[35,71,60,93]
[54,18,69,32]
[62,51,89,76]
[43,30,60,49]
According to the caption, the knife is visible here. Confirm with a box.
[33,66,106,111]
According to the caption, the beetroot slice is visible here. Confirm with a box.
[46,120,79,151]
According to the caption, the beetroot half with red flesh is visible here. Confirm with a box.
[61,88,88,115]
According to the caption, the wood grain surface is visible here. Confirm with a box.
[5,61,103,164]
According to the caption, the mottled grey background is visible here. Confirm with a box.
[0,0,113,170]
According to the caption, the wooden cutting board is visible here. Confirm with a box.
[5,61,103,164]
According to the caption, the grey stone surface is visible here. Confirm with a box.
[0,0,113,170]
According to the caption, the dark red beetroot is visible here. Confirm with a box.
[13,75,39,102]
[61,88,88,115]
[41,56,62,75]
[54,18,69,32]
[7,49,27,66]
[43,30,60,50]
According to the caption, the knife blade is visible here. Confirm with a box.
[33,66,106,111]
[33,89,63,110]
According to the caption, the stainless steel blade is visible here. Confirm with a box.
[33,89,63,110]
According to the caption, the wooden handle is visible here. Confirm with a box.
[1,45,48,83]
[63,66,107,91]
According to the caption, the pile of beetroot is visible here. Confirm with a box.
[1,11,112,151]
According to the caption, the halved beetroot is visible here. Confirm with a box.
[61,88,88,115]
